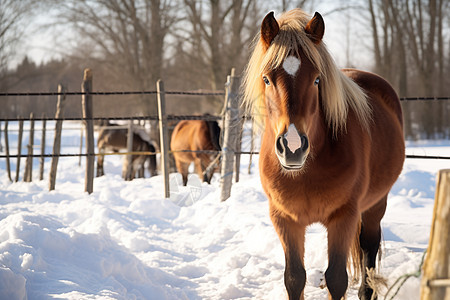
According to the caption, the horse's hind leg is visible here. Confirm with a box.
[358,196,387,300]
[148,154,157,176]
[175,159,189,186]
[138,163,145,178]
[97,153,105,177]
[194,158,209,183]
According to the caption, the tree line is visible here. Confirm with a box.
[1,0,449,139]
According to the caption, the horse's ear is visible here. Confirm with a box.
[305,12,324,44]
[261,11,279,49]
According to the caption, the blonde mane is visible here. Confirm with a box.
[242,9,372,135]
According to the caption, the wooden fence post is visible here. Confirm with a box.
[24,113,35,182]
[4,121,12,181]
[248,118,255,174]
[124,121,134,180]
[420,169,450,300]
[220,69,240,201]
[49,85,66,191]
[82,69,94,194]
[234,109,244,183]
[157,80,170,198]
[15,118,24,182]
[39,115,46,180]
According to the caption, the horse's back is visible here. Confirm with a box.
[171,120,194,150]
[98,127,127,150]
[343,69,403,124]
[343,69,405,210]
[171,120,216,150]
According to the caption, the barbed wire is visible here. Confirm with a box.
[0,149,222,159]
[2,152,448,159]
[400,96,450,101]
[0,114,222,122]
[168,115,222,121]
[405,154,450,159]
[0,90,225,97]
[2,116,158,122]
[0,91,448,101]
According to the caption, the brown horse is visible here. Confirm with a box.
[96,123,157,180]
[170,119,221,186]
[243,9,405,300]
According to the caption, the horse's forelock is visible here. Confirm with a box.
[243,10,323,129]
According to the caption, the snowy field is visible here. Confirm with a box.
[0,121,449,300]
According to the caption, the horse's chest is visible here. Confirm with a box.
[262,172,349,224]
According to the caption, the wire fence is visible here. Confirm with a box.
[0,115,223,122]
[2,85,449,298]
[1,90,450,101]
[1,121,450,159]
[1,88,450,161]
[0,149,223,159]
[0,90,225,97]
[1,90,449,101]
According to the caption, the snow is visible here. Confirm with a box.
[1,121,450,299]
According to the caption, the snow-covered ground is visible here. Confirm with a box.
[0,121,449,300]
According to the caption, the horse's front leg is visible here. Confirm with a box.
[325,209,359,300]
[270,207,306,300]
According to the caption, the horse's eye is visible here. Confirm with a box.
[314,77,320,86]
[263,76,270,86]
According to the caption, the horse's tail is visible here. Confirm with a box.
[207,120,221,151]
[349,218,385,286]
[349,218,362,283]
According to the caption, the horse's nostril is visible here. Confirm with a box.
[301,135,309,151]
[276,136,285,154]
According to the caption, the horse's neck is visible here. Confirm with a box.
[310,115,329,154]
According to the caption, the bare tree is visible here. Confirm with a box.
[366,0,450,138]
[56,0,179,114]
[401,0,446,137]
[179,0,261,90]
[369,0,412,136]
[0,0,35,88]
[278,0,315,13]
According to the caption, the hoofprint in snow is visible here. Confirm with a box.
[0,121,449,299]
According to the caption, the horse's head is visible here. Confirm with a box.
[243,9,370,172]
[259,11,325,170]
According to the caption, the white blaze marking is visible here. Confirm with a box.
[284,124,302,152]
[282,56,301,76]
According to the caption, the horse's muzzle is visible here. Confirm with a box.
[275,127,309,170]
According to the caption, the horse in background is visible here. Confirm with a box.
[170,119,221,186]
[242,9,404,300]
[96,122,157,180]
